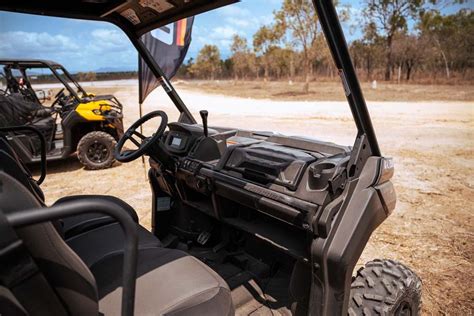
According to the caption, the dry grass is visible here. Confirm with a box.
[176,80,474,102]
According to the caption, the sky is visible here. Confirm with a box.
[0,0,469,72]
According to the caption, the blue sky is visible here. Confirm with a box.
[0,0,469,72]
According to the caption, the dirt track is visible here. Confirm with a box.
[35,81,473,314]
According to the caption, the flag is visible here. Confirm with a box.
[138,17,194,104]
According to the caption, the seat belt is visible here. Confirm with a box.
[0,209,67,315]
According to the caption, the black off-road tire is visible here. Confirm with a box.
[348,259,422,316]
[77,131,116,170]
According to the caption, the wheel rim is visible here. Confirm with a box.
[86,141,109,163]
[396,301,412,316]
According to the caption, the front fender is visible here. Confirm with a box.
[309,157,395,315]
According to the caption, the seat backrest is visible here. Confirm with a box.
[0,136,45,202]
[0,171,99,315]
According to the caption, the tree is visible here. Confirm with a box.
[176,58,194,78]
[230,35,250,80]
[265,46,294,79]
[363,0,426,81]
[419,9,474,79]
[253,25,284,81]
[190,45,221,80]
[392,33,427,81]
[274,0,320,93]
[78,71,97,82]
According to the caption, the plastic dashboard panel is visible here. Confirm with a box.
[221,142,316,190]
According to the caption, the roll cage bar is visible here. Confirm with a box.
[0,59,88,102]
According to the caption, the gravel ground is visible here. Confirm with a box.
[34,82,473,315]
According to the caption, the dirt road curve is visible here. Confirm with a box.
[36,82,473,314]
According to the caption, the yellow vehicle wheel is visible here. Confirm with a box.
[77,131,116,170]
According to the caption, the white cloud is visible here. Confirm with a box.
[0,31,79,55]
[0,29,136,71]
[218,5,274,30]
[225,17,251,28]
[90,28,130,49]
[193,25,245,52]
[211,26,242,40]
[218,6,252,18]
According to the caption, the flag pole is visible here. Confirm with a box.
[138,56,147,181]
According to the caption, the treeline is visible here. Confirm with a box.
[177,0,473,89]
[29,71,138,84]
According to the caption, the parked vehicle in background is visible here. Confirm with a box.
[0,59,124,169]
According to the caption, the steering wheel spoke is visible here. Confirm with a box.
[132,130,146,139]
[128,135,142,147]
[114,110,168,163]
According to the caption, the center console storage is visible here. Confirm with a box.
[221,142,316,190]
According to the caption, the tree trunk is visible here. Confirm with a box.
[406,61,412,81]
[397,63,402,84]
[366,55,372,81]
[440,49,450,79]
[430,37,450,79]
[384,35,393,81]
[303,59,310,93]
[290,57,295,81]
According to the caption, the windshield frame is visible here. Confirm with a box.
[51,65,88,99]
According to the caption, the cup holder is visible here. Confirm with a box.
[309,161,337,190]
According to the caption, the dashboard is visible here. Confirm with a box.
[148,121,353,258]
[154,122,351,209]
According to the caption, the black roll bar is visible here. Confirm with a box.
[5,199,139,316]
[313,0,381,157]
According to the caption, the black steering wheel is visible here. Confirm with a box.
[114,110,168,162]
[51,88,66,107]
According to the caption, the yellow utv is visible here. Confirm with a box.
[0,59,124,169]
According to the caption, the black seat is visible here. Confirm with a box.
[0,94,55,154]
[54,195,139,239]
[0,171,234,315]
[0,135,137,237]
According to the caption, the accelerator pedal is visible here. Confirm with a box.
[197,231,211,245]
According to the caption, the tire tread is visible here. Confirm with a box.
[348,259,422,315]
[77,131,116,170]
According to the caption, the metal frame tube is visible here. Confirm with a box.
[5,200,139,316]
[313,0,381,157]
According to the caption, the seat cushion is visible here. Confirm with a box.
[66,223,161,267]
[93,247,234,316]
[54,195,139,239]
